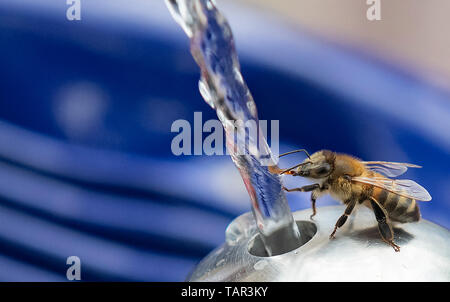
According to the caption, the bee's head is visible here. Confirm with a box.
[281,150,335,179]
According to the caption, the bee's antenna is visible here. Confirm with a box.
[279,149,311,160]
[280,162,309,175]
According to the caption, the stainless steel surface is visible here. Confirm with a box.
[188,205,450,281]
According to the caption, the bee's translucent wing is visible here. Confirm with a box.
[352,176,432,201]
[362,161,422,177]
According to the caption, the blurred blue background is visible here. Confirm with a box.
[0,0,448,281]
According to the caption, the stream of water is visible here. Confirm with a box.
[166,0,302,256]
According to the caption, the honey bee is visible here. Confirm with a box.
[275,149,432,252]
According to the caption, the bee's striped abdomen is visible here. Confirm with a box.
[372,187,420,223]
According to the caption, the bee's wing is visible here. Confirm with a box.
[361,161,422,177]
[352,176,432,201]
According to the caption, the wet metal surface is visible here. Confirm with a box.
[189,205,450,282]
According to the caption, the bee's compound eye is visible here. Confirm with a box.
[316,163,331,175]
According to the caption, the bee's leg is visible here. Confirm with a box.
[310,193,317,219]
[370,197,400,252]
[282,184,320,219]
[282,184,319,193]
[310,184,329,219]
[329,199,357,239]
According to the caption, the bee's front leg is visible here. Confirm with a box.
[283,184,329,219]
[283,184,320,219]
[310,193,317,219]
[310,184,329,219]
[282,184,320,193]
